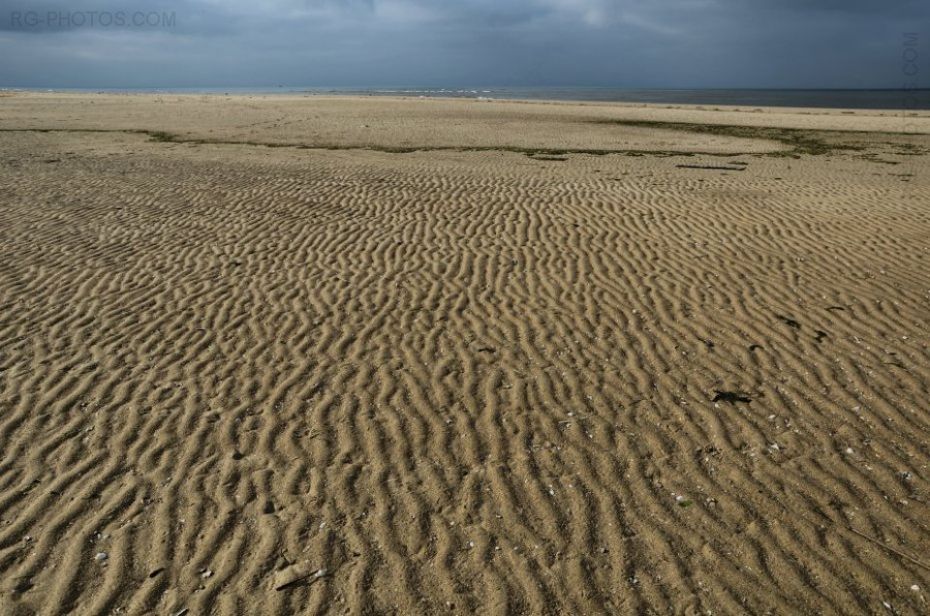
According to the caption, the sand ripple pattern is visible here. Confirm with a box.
[1,130,929,615]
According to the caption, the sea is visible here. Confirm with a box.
[10,87,930,110]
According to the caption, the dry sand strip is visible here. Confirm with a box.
[0,93,929,614]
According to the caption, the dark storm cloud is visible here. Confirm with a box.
[0,0,927,87]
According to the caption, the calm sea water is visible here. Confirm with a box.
[334,87,930,110]
[19,86,930,110]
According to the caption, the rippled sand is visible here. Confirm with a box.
[1,93,929,614]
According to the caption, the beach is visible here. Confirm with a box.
[1,92,929,614]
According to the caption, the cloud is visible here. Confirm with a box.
[1,0,927,88]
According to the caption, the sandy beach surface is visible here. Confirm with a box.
[1,92,929,614]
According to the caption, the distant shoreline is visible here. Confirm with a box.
[3,86,930,110]
[4,90,929,138]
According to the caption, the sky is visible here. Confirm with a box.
[0,0,927,89]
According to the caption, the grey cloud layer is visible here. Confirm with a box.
[1,0,926,87]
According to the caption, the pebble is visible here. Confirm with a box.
[912,584,920,591]
[95,552,108,562]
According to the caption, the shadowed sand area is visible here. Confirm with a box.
[1,93,930,614]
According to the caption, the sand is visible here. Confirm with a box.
[1,93,929,615]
